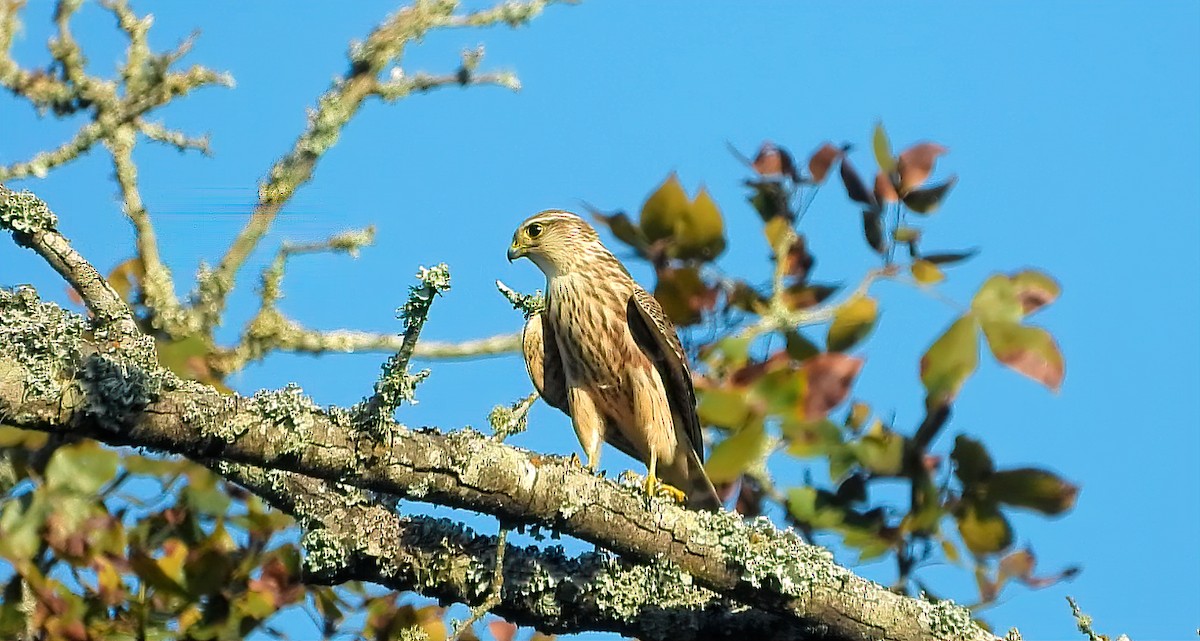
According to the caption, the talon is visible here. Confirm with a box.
[654,481,688,505]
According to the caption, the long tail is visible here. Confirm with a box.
[683,447,723,511]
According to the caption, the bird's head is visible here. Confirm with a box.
[507,210,602,276]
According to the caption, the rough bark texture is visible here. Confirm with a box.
[1,187,1001,641]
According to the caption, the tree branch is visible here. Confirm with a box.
[201,0,550,332]
[0,301,996,641]
[217,461,809,641]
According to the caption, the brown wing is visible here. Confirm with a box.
[522,312,569,414]
[625,288,704,462]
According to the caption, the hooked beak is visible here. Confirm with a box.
[507,244,524,262]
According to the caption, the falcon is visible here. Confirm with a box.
[507,210,721,510]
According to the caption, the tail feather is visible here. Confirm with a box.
[682,448,722,511]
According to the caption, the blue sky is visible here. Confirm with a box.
[3,2,1198,639]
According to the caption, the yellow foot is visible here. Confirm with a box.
[643,475,687,505]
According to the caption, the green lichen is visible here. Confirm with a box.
[0,189,58,233]
[0,286,86,400]
[301,527,351,578]
[250,383,321,454]
[496,280,544,319]
[924,598,977,641]
[698,508,837,597]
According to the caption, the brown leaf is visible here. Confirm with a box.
[840,157,877,209]
[728,351,790,387]
[249,556,304,608]
[874,170,899,204]
[587,206,649,253]
[903,176,958,214]
[981,321,1065,391]
[807,143,842,183]
[780,233,814,281]
[1010,269,1061,315]
[897,142,948,193]
[861,210,886,254]
[801,353,864,420]
[488,620,518,641]
[752,141,799,181]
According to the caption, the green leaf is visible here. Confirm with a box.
[1010,269,1061,315]
[704,420,767,483]
[697,388,753,429]
[971,275,1023,323]
[784,330,820,362]
[902,176,957,214]
[827,296,878,352]
[640,173,690,242]
[951,435,994,487]
[782,417,842,457]
[990,468,1079,515]
[981,321,1065,391]
[920,315,980,405]
[674,186,727,260]
[0,493,49,560]
[853,421,905,476]
[786,487,844,529]
[184,469,232,516]
[956,499,1013,556]
[872,122,896,174]
[45,441,118,495]
[747,180,791,221]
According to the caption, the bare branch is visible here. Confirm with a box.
[202,0,552,333]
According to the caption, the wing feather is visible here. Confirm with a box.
[625,288,704,462]
[522,312,569,414]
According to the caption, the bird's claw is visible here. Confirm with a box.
[644,475,687,505]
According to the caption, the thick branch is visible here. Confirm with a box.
[217,462,811,641]
[0,298,994,641]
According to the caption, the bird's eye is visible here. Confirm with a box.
[526,223,544,239]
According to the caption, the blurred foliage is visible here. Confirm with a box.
[592,126,1077,618]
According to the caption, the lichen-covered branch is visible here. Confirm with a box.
[353,264,450,430]
[0,289,997,641]
[1,0,232,340]
[217,462,807,641]
[202,0,552,331]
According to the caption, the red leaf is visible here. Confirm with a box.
[897,142,948,193]
[807,143,842,183]
[801,353,864,419]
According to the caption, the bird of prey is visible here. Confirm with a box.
[507,210,722,510]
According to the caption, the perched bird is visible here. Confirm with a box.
[507,210,722,510]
